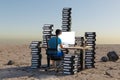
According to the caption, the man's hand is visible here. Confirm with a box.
[60,44,64,48]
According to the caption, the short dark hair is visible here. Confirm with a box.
[55,29,62,36]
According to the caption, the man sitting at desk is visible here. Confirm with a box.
[48,29,64,66]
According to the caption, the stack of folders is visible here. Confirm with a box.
[75,37,84,46]
[30,41,42,69]
[42,24,54,47]
[62,8,72,32]
[85,32,96,69]
[63,54,80,75]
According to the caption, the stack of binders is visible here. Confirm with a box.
[74,50,83,71]
[75,37,84,46]
[30,41,42,69]
[84,32,96,69]
[42,24,54,47]
[63,54,80,75]
[74,37,85,70]
[62,8,72,32]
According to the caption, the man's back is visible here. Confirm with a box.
[48,37,62,51]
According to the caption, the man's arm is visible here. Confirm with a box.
[60,44,64,48]
[59,38,64,48]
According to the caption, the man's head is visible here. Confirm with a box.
[55,29,62,36]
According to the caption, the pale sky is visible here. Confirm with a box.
[0,0,120,44]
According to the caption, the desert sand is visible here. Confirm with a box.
[0,44,120,80]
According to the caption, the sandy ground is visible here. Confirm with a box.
[0,44,120,80]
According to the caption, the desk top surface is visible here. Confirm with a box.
[40,46,90,50]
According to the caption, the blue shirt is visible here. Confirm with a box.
[48,37,62,51]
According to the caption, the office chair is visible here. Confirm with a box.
[45,35,63,72]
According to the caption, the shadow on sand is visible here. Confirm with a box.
[0,66,64,80]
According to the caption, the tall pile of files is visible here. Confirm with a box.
[62,8,72,32]
[63,54,80,75]
[75,37,84,46]
[30,41,42,69]
[85,32,96,69]
[74,37,85,70]
[74,50,84,71]
[42,24,54,47]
